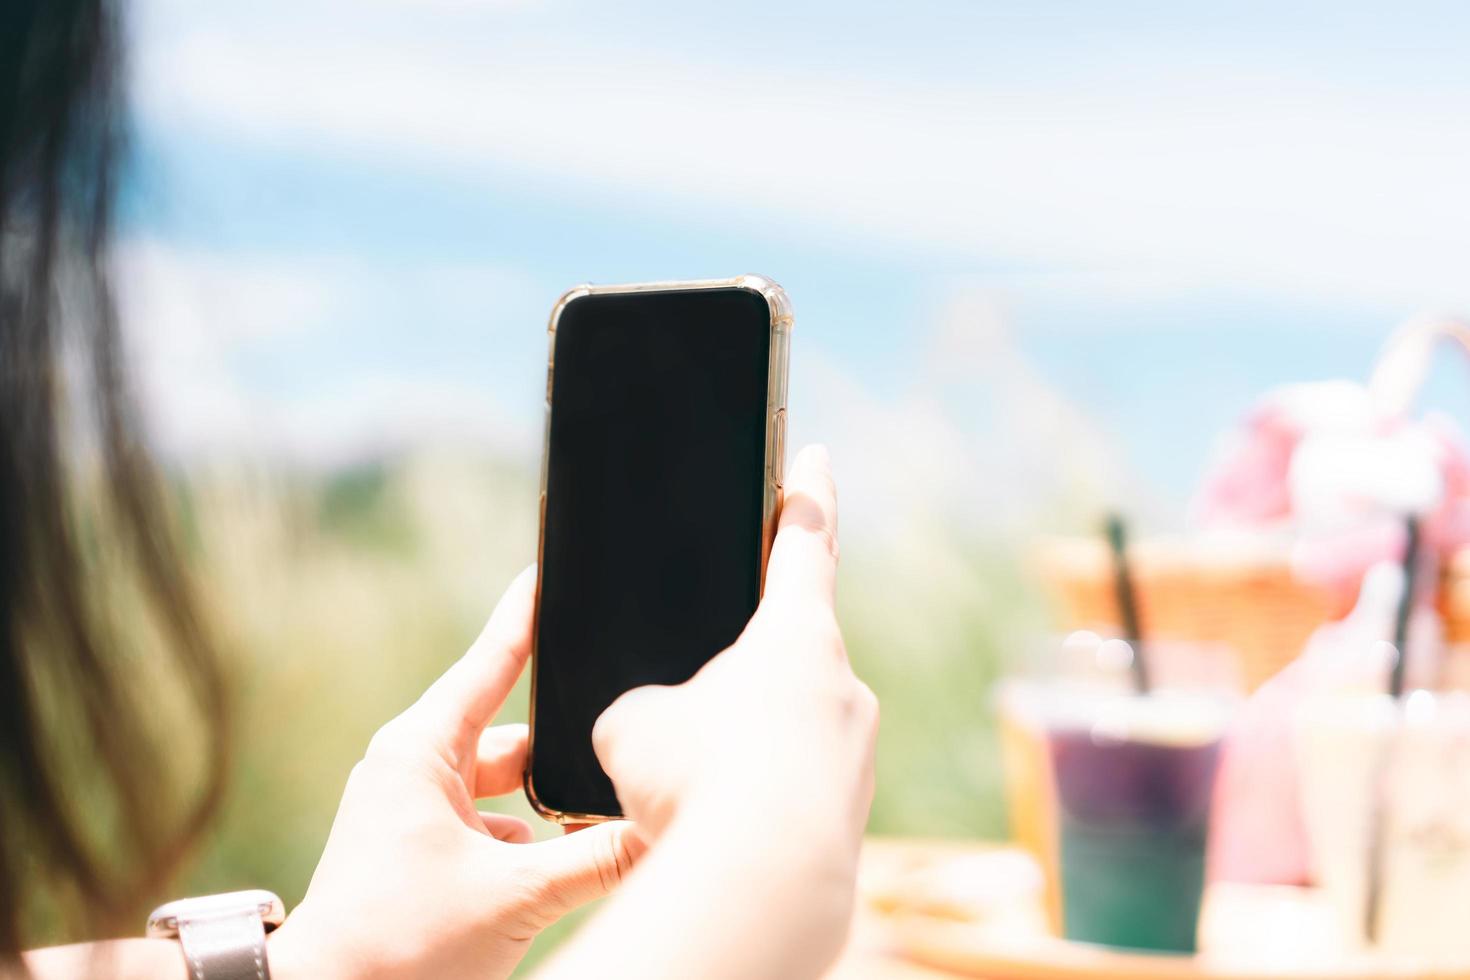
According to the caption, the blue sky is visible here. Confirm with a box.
[118,0,1470,531]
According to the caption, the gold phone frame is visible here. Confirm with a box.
[523,275,793,825]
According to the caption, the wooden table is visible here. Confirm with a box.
[829,903,963,979]
[827,839,991,979]
[827,838,1470,980]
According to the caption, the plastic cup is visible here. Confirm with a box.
[1046,690,1231,953]
[996,681,1063,934]
[1296,689,1470,960]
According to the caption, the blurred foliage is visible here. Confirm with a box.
[149,450,1041,973]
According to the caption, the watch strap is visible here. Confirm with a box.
[177,907,271,980]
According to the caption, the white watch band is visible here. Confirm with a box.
[147,890,284,980]
[177,907,271,980]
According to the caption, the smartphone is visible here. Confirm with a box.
[524,276,792,822]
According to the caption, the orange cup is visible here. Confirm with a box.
[996,680,1063,934]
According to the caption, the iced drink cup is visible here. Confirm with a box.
[1296,689,1470,960]
[1047,692,1230,953]
[997,681,1063,934]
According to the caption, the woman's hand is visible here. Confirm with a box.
[268,567,643,980]
[595,444,876,841]
[271,445,875,980]
[543,445,879,979]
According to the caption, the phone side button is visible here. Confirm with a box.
[772,409,786,487]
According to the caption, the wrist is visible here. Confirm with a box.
[266,900,425,980]
[671,788,861,888]
[549,787,861,979]
[265,914,335,980]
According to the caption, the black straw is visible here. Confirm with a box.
[1105,513,1150,694]
[1388,516,1421,699]
[1365,513,1422,945]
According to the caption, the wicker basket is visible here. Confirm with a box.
[1040,317,1470,691]
[1040,537,1470,692]
[1036,536,1341,692]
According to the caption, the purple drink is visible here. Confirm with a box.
[1047,696,1227,953]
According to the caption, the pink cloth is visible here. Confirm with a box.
[1208,660,1313,884]
[1196,386,1470,604]
[1193,401,1300,526]
[1194,382,1467,885]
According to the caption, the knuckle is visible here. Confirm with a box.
[346,757,376,787]
[591,692,631,747]
[777,493,840,561]
[343,755,396,802]
[364,716,439,772]
[592,687,659,765]
[796,606,844,648]
[815,675,879,732]
[613,829,639,881]
[589,714,618,762]
[595,828,634,894]
[365,720,407,760]
[507,859,560,912]
[793,521,840,562]
[621,788,676,836]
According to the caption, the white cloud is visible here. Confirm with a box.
[116,240,271,457]
[115,239,538,462]
[129,12,1470,312]
[119,240,339,346]
[257,372,540,469]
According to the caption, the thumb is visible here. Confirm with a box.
[519,821,647,920]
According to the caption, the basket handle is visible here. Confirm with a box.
[1369,314,1470,418]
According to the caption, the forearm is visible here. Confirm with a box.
[23,929,318,980]
[538,799,859,980]
[23,939,188,980]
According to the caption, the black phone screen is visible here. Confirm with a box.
[528,286,774,818]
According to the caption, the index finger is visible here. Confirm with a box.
[411,565,537,751]
[762,444,839,608]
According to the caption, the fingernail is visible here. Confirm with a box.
[805,444,831,470]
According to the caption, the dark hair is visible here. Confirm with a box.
[0,0,230,962]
